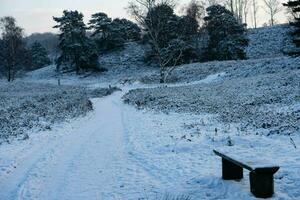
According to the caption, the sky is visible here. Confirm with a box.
[0,0,289,35]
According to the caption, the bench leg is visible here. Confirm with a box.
[249,171,274,198]
[222,158,243,180]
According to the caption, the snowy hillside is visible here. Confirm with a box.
[124,56,300,135]
[246,24,294,59]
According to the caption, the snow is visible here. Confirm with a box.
[0,86,299,199]
[124,57,300,135]
[0,81,122,143]
[246,24,294,59]
[0,81,93,142]
[0,25,299,200]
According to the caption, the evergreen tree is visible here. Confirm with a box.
[284,0,300,56]
[112,18,141,41]
[89,13,124,52]
[53,10,99,74]
[128,0,201,82]
[144,3,179,49]
[204,5,248,61]
[29,41,51,69]
[178,15,199,40]
[0,16,28,81]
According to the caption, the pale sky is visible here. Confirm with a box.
[0,0,289,35]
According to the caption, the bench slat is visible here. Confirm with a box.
[214,150,253,171]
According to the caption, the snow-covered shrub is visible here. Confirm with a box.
[0,82,93,142]
[124,56,300,135]
[246,24,294,59]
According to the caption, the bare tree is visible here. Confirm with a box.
[0,17,25,82]
[127,0,184,83]
[263,0,283,26]
[251,0,259,28]
[243,0,250,24]
[225,0,249,24]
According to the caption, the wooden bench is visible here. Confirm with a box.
[213,149,280,198]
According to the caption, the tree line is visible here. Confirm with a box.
[52,1,249,83]
[0,0,299,82]
[53,11,141,74]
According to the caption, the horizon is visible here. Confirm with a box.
[0,0,289,35]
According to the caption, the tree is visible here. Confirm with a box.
[204,4,248,61]
[284,0,300,55]
[252,0,259,28]
[144,3,179,49]
[89,13,141,52]
[112,18,141,41]
[128,0,200,83]
[89,12,122,52]
[53,10,99,74]
[263,0,283,26]
[0,39,4,77]
[29,41,51,69]
[225,0,250,24]
[128,0,178,83]
[185,0,206,26]
[243,0,250,24]
[0,16,27,82]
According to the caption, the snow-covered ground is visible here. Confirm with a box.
[0,84,299,199]
[0,24,299,199]
[246,24,294,59]
[125,56,300,136]
[0,81,121,143]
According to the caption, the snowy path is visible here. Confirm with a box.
[0,92,162,200]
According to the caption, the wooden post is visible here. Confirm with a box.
[249,167,279,198]
[222,158,244,180]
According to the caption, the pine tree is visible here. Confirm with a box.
[204,5,248,61]
[89,13,124,52]
[53,10,99,74]
[284,0,300,56]
[30,41,51,69]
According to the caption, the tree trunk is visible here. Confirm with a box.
[231,0,234,13]
[8,66,11,82]
[271,13,274,26]
[160,67,165,83]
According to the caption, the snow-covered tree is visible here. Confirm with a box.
[0,16,28,82]
[29,41,51,69]
[204,5,248,61]
[284,0,300,55]
[53,10,99,74]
